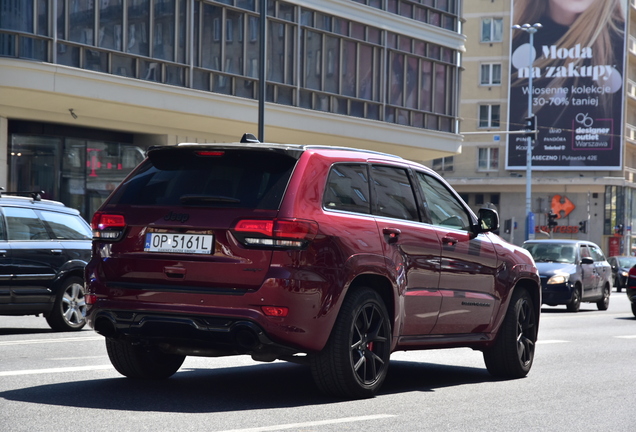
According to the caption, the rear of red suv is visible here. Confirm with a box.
[86,141,540,398]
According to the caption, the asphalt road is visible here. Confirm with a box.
[1,292,634,432]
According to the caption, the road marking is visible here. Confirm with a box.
[0,336,102,346]
[614,335,636,339]
[536,340,569,344]
[51,356,107,360]
[216,415,397,432]
[0,365,113,377]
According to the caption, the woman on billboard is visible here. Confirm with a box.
[508,0,625,169]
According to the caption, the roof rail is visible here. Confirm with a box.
[304,146,403,159]
[0,187,44,201]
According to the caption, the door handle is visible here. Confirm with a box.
[50,249,63,255]
[442,236,458,246]
[0,250,6,257]
[382,228,401,243]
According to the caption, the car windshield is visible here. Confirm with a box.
[524,243,576,264]
[617,257,636,268]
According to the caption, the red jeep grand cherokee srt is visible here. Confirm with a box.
[86,138,540,398]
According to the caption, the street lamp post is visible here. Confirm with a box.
[512,23,542,241]
[258,0,267,142]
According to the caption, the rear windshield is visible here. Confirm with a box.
[108,148,298,210]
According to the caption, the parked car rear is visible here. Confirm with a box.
[86,139,541,398]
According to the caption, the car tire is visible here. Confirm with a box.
[105,337,185,379]
[45,276,87,331]
[597,284,610,311]
[310,288,391,399]
[566,285,581,312]
[483,288,537,379]
[631,302,636,318]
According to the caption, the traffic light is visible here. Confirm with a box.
[547,212,558,228]
[524,115,538,140]
[504,218,512,234]
[578,220,587,233]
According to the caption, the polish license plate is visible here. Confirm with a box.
[144,233,214,254]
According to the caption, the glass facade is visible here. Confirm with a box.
[0,0,461,132]
[7,122,144,220]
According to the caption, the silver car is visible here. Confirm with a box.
[523,240,611,312]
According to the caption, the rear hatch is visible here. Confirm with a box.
[92,145,302,293]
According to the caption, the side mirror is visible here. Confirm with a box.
[477,207,499,233]
[581,257,594,265]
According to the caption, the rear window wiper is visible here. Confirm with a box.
[179,194,241,204]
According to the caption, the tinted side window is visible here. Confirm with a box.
[371,165,419,221]
[3,207,50,240]
[39,211,91,240]
[415,171,470,230]
[323,164,371,214]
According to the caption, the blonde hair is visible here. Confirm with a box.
[511,0,625,122]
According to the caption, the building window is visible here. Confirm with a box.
[0,0,460,133]
[479,104,500,128]
[478,147,499,171]
[480,63,501,85]
[432,156,454,172]
[480,18,503,42]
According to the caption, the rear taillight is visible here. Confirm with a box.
[233,218,318,249]
[91,212,126,240]
[261,306,289,317]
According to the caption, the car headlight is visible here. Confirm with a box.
[547,274,569,284]
[621,270,629,278]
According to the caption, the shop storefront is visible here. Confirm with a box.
[7,121,145,221]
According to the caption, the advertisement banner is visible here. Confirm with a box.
[506,0,627,170]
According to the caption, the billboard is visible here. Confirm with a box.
[506,0,627,170]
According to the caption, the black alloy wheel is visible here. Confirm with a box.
[484,288,537,378]
[310,288,392,399]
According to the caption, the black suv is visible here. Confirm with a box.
[0,191,92,331]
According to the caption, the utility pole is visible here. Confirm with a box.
[512,22,542,241]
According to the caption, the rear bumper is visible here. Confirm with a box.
[84,265,338,354]
[89,309,296,360]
